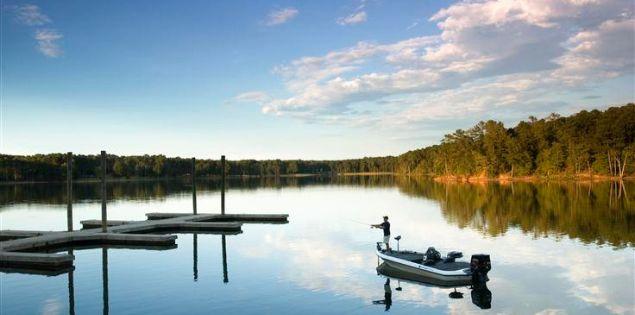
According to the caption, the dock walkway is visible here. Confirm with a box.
[0,213,288,271]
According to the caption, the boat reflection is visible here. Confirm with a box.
[376,262,492,310]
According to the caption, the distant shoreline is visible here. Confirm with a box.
[432,174,635,183]
[2,172,633,185]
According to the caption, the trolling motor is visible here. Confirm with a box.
[470,254,491,285]
[394,235,401,251]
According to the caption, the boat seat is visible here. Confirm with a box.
[423,247,441,265]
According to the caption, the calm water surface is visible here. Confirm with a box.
[1,177,633,314]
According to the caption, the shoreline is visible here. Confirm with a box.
[1,172,633,185]
[431,174,635,183]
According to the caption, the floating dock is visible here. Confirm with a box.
[146,212,289,223]
[1,153,289,276]
[0,213,287,272]
[0,230,55,242]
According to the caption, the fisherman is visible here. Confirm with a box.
[372,216,391,251]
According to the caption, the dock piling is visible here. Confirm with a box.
[66,152,73,232]
[221,155,226,215]
[192,157,197,215]
[101,151,107,233]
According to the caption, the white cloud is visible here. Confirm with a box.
[34,29,63,58]
[337,11,367,26]
[265,7,299,26]
[406,21,419,30]
[14,4,51,26]
[553,18,635,84]
[12,4,64,58]
[382,73,548,126]
[239,0,635,127]
[234,91,271,103]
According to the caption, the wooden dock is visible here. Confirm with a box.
[0,213,287,272]
[0,230,55,242]
[1,152,289,275]
[146,212,289,223]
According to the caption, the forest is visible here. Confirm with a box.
[1,103,633,182]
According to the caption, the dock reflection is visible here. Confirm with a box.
[191,233,231,283]
[67,249,75,315]
[60,233,236,315]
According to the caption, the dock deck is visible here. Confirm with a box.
[1,213,287,272]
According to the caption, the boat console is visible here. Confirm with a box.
[443,251,463,263]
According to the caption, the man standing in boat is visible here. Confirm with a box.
[372,216,391,251]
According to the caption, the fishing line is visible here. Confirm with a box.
[346,218,373,226]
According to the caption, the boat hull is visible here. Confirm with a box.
[377,262,471,287]
[376,250,472,284]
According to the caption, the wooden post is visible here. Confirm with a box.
[101,151,107,233]
[221,155,225,215]
[191,152,200,281]
[192,157,197,215]
[66,152,73,232]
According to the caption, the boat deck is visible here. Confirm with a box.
[380,249,470,271]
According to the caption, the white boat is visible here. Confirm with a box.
[375,240,491,285]
[376,262,492,309]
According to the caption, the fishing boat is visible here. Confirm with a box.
[376,262,492,309]
[375,236,491,286]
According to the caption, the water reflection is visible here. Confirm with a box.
[371,278,392,311]
[67,249,75,315]
[1,177,633,314]
[3,176,632,247]
[58,232,234,315]
[0,176,395,205]
[102,248,108,315]
[395,178,634,247]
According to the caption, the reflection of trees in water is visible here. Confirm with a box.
[0,176,396,206]
[2,176,632,247]
[396,177,634,248]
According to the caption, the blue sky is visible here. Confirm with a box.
[1,0,633,159]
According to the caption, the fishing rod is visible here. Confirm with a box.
[346,218,374,227]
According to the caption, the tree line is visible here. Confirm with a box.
[1,103,633,182]
[396,103,635,178]
[0,153,396,182]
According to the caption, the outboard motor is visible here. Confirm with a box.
[470,254,491,284]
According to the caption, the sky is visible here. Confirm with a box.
[1,0,634,160]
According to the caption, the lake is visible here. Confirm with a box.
[1,176,633,314]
